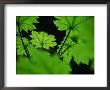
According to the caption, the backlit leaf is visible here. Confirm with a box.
[16,16,39,32]
[54,16,88,31]
[31,31,57,49]
[16,45,71,74]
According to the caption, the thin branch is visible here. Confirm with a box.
[57,16,73,55]
[17,17,31,62]
[60,45,70,56]
[57,28,71,54]
[41,32,45,49]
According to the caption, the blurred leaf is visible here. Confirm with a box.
[71,17,94,65]
[68,30,79,43]
[16,45,71,74]
[31,31,57,49]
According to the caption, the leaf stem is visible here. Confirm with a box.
[57,17,73,55]
[17,17,31,62]
[60,45,70,56]
[57,28,71,55]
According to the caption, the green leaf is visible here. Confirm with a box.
[16,16,39,32]
[59,17,94,65]
[16,56,34,74]
[77,16,94,45]
[16,45,71,74]
[31,31,57,49]
[58,38,76,64]
[54,16,88,31]
[68,30,79,43]
[16,36,29,56]
[71,17,94,65]
[71,42,94,65]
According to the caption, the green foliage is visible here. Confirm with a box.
[16,45,71,74]
[55,16,94,65]
[16,16,39,32]
[16,16,94,74]
[16,16,39,57]
[31,31,57,49]
[58,38,76,64]
[54,16,88,31]
[71,17,94,65]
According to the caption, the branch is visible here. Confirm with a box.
[60,45,70,56]
[57,28,71,55]
[17,17,31,62]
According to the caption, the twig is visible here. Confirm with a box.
[17,17,31,62]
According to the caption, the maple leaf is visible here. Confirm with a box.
[71,17,94,65]
[58,38,76,64]
[58,16,94,65]
[54,16,88,31]
[16,16,39,32]
[16,45,71,74]
[71,42,94,65]
[31,31,57,49]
